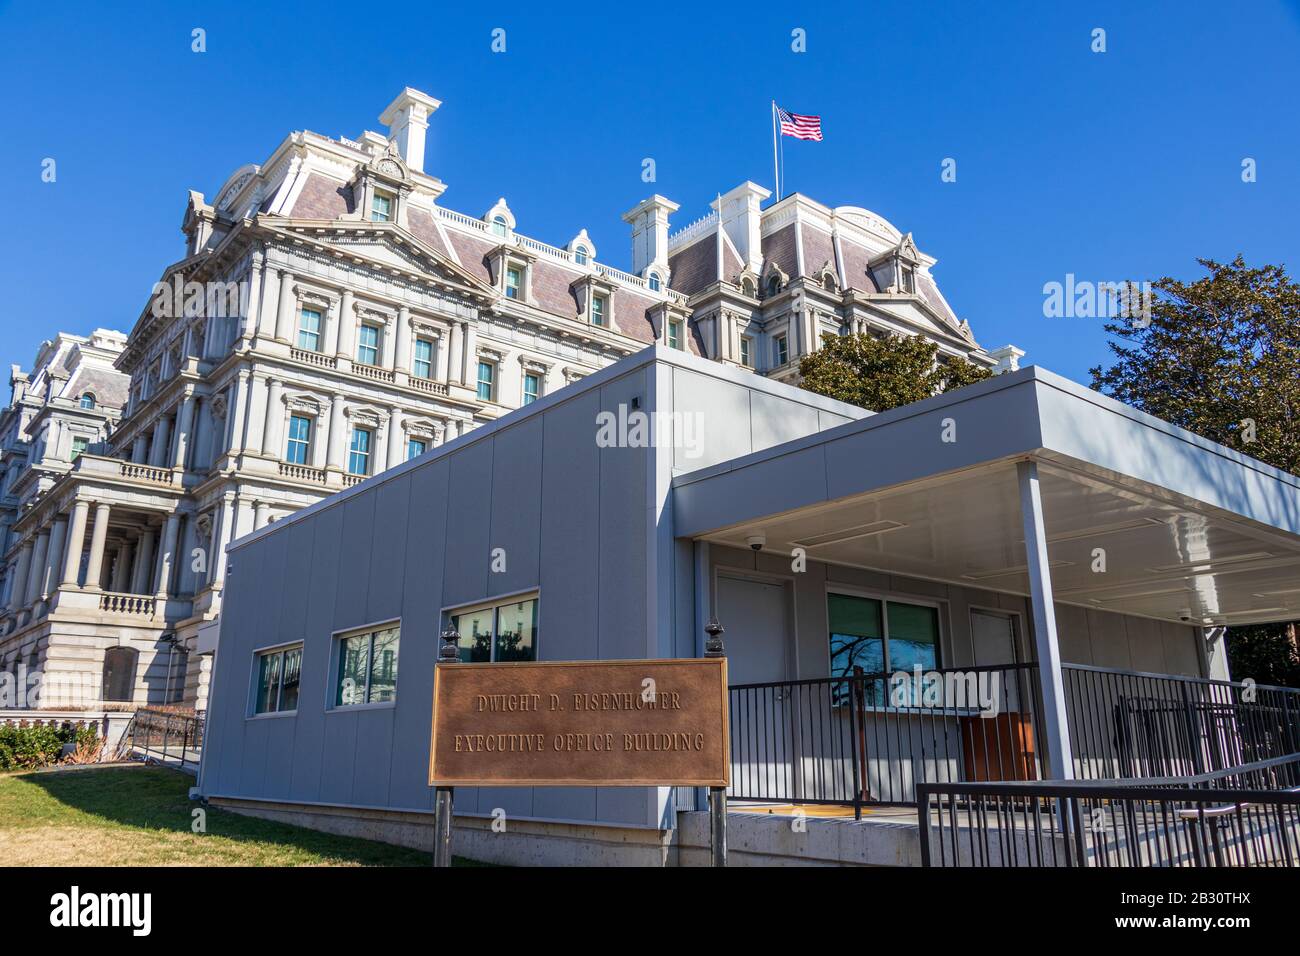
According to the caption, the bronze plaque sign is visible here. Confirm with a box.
[429,658,729,787]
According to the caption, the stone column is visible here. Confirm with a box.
[462,323,477,385]
[380,316,397,370]
[132,529,157,595]
[395,308,412,373]
[155,513,181,598]
[239,255,264,349]
[388,406,405,465]
[23,531,49,607]
[150,416,172,469]
[435,327,451,382]
[173,391,197,470]
[311,406,330,470]
[132,433,149,464]
[448,322,464,386]
[254,501,270,530]
[39,518,67,607]
[274,270,296,342]
[244,374,269,453]
[83,503,112,591]
[212,503,235,586]
[110,542,131,592]
[61,501,90,588]
[227,371,251,457]
[373,420,389,474]
[326,394,347,471]
[261,378,284,456]
[8,543,32,613]
[444,418,460,442]
[335,290,356,359]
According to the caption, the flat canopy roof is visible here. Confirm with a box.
[673,367,1300,628]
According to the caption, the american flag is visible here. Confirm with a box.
[777,106,823,141]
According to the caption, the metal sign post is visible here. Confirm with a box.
[704,616,727,868]
[431,626,459,868]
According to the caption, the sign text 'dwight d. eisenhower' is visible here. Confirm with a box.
[429,659,729,787]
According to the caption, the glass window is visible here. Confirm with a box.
[407,437,426,460]
[451,597,538,663]
[356,324,380,366]
[79,393,95,409]
[574,246,589,265]
[591,295,607,327]
[505,267,521,299]
[775,334,789,366]
[649,273,661,292]
[254,644,302,714]
[492,215,508,237]
[476,361,495,401]
[886,601,939,674]
[334,626,400,707]
[740,336,753,367]
[371,192,393,223]
[827,593,940,706]
[71,436,89,460]
[829,593,885,679]
[297,307,322,351]
[668,320,682,350]
[523,372,540,405]
[286,414,311,465]
[348,427,372,476]
[412,338,433,379]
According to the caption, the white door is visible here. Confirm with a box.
[717,575,792,801]
[971,610,1021,711]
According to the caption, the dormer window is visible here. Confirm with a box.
[667,319,683,350]
[648,272,661,292]
[370,190,394,223]
[574,247,590,266]
[767,275,782,297]
[591,295,608,327]
[506,266,522,299]
[900,266,916,294]
[79,393,96,410]
[492,215,508,238]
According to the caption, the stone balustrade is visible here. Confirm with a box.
[98,591,156,616]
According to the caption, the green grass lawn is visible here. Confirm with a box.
[0,764,471,866]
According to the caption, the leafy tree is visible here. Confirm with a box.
[1089,257,1300,475]
[1090,257,1300,685]
[798,332,993,413]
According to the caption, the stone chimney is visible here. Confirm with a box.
[622,195,680,277]
[715,182,772,277]
[988,344,1025,374]
[380,88,442,174]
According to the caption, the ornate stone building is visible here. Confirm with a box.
[0,87,1018,712]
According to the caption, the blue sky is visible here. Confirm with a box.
[2,0,1298,384]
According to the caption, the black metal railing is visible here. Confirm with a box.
[728,663,1046,812]
[917,753,1300,867]
[728,663,1300,808]
[1062,664,1300,780]
[125,707,205,769]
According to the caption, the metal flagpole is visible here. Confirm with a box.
[771,100,780,201]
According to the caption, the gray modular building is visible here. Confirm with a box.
[200,347,1300,865]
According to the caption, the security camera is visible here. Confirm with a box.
[746,534,766,552]
[1179,612,1193,623]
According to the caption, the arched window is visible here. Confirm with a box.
[79,393,95,409]
[648,272,661,292]
[574,246,589,266]
[102,646,139,703]
[767,275,782,297]
[741,277,756,298]
[491,216,508,238]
